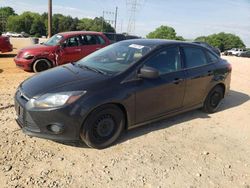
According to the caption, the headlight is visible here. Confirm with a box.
[23,54,35,60]
[27,91,86,109]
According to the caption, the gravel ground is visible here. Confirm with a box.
[0,40,250,187]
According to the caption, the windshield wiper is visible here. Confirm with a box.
[78,64,107,75]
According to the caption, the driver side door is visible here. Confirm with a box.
[59,35,83,65]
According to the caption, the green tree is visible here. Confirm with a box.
[77,17,115,32]
[195,32,245,51]
[147,25,185,41]
[7,11,46,36]
[0,7,16,32]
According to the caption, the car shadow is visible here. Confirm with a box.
[0,54,16,58]
[56,90,249,149]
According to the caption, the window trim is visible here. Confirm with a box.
[180,45,216,70]
[140,45,183,76]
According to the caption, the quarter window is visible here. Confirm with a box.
[183,47,208,68]
[97,36,106,45]
[144,47,181,75]
[207,51,219,63]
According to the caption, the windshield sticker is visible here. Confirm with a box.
[129,44,145,49]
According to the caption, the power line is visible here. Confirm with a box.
[126,0,146,34]
[101,7,118,32]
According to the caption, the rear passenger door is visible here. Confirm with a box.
[79,35,108,58]
[181,45,216,107]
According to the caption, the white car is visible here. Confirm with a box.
[226,48,245,56]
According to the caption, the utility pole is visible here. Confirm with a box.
[101,7,118,33]
[48,0,52,38]
[114,6,118,31]
[101,11,105,32]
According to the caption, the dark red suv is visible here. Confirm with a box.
[14,31,110,72]
[0,35,13,53]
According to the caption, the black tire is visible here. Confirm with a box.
[203,86,224,113]
[33,59,52,72]
[80,104,125,149]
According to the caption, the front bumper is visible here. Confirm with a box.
[14,56,33,71]
[14,89,85,142]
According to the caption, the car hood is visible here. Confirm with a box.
[20,63,109,98]
[20,44,57,54]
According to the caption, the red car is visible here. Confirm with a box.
[0,35,13,53]
[14,31,110,72]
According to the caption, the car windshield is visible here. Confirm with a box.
[44,34,64,46]
[76,42,152,75]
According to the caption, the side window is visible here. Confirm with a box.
[207,51,219,63]
[144,47,181,75]
[86,35,98,45]
[63,36,80,47]
[183,47,208,68]
[80,35,100,45]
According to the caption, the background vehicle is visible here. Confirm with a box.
[237,50,250,58]
[14,39,231,149]
[102,32,141,43]
[124,34,141,40]
[14,31,110,72]
[0,35,13,53]
[102,32,126,43]
[224,48,246,56]
[193,41,221,56]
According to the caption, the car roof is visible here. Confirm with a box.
[118,39,203,48]
[58,31,103,37]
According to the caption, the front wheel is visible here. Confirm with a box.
[203,86,224,113]
[80,104,125,149]
[33,59,52,72]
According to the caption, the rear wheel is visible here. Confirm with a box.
[33,59,52,72]
[80,104,125,149]
[203,86,224,113]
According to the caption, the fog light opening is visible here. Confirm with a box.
[47,124,64,134]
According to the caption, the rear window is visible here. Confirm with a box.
[183,47,208,68]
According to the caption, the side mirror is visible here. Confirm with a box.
[138,66,159,79]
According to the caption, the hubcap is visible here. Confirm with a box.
[93,114,115,141]
[35,60,49,72]
[210,92,221,107]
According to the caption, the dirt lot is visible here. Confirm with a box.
[0,39,250,188]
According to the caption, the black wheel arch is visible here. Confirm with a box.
[80,102,128,131]
[204,82,226,102]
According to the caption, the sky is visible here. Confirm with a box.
[1,0,250,47]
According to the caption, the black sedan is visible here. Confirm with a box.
[14,39,232,149]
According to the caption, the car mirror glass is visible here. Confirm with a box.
[138,66,159,79]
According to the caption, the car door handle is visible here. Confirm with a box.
[96,48,101,50]
[74,49,81,52]
[173,78,184,84]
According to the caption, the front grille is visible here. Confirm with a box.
[15,88,41,133]
[15,100,25,127]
